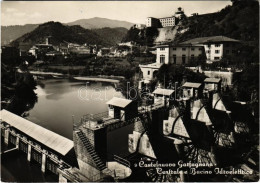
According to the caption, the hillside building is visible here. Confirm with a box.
[133,24,145,29]
[174,7,185,19]
[28,44,54,59]
[146,16,176,28]
[139,43,204,83]
[181,36,240,63]
[156,44,204,65]
[146,8,185,28]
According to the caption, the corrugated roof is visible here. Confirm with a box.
[180,36,240,45]
[153,88,174,96]
[204,78,221,83]
[182,82,202,88]
[106,97,132,108]
[0,109,74,156]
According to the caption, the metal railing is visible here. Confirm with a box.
[82,111,109,122]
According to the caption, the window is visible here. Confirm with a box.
[148,71,150,75]
[173,47,177,51]
[160,47,165,51]
[191,54,195,61]
[173,54,177,64]
[215,44,220,47]
[207,50,211,54]
[226,43,229,47]
[182,48,186,51]
[191,48,195,51]
[232,50,236,54]
[214,57,220,60]
[160,55,165,63]
[199,48,202,51]
[182,55,186,64]
[215,50,220,54]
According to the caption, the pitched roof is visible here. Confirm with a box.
[106,97,132,108]
[182,82,202,88]
[180,36,240,45]
[0,109,74,156]
[204,78,221,83]
[153,88,174,96]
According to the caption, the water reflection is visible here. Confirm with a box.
[26,79,123,140]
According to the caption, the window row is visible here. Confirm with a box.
[172,47,203,51]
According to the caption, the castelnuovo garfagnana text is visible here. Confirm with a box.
[137,160,253,175]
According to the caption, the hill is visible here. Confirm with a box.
[123,0,258,50]
[1,17,133,45]
[1,24,38,45]
[67,17,134,29]
[174,0,259,45]
[10,21,128,47]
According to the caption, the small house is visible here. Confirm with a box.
[204,78,222,92]
[106,97,137,121]
[182,82,203,99]
[153,88,175,107]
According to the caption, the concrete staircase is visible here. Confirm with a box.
[76,130,107,171]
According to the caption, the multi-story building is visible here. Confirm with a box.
[146,16,176,28]
[139,43,203,83]
[146,8,184,28]
[146,17,161,28]
[181,36,240,62]
[139,36,240,84]
[158,17,176,27]
[156,44,204,65]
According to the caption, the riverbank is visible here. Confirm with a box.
[73,76,120,83]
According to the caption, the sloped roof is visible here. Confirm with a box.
[180,36,240,45]
[0,109,74,156]
[153,88,174,96]
[204,78,221,83]
[182,82,202,88]
[106,97,132,108]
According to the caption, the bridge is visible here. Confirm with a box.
[0,109,79,182]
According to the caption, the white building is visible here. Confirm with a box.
[146,16,176,28]
[159,17,176,27]
[139,43,203,83]
[181,36,240,63]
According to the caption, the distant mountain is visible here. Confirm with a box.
[1,17,134,45]
[10,21,128,47]
[1,24,39,45]
[67,17,135,29]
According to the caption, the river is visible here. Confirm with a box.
[1,78,134,182]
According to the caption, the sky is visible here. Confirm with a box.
[1,1,232,26]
